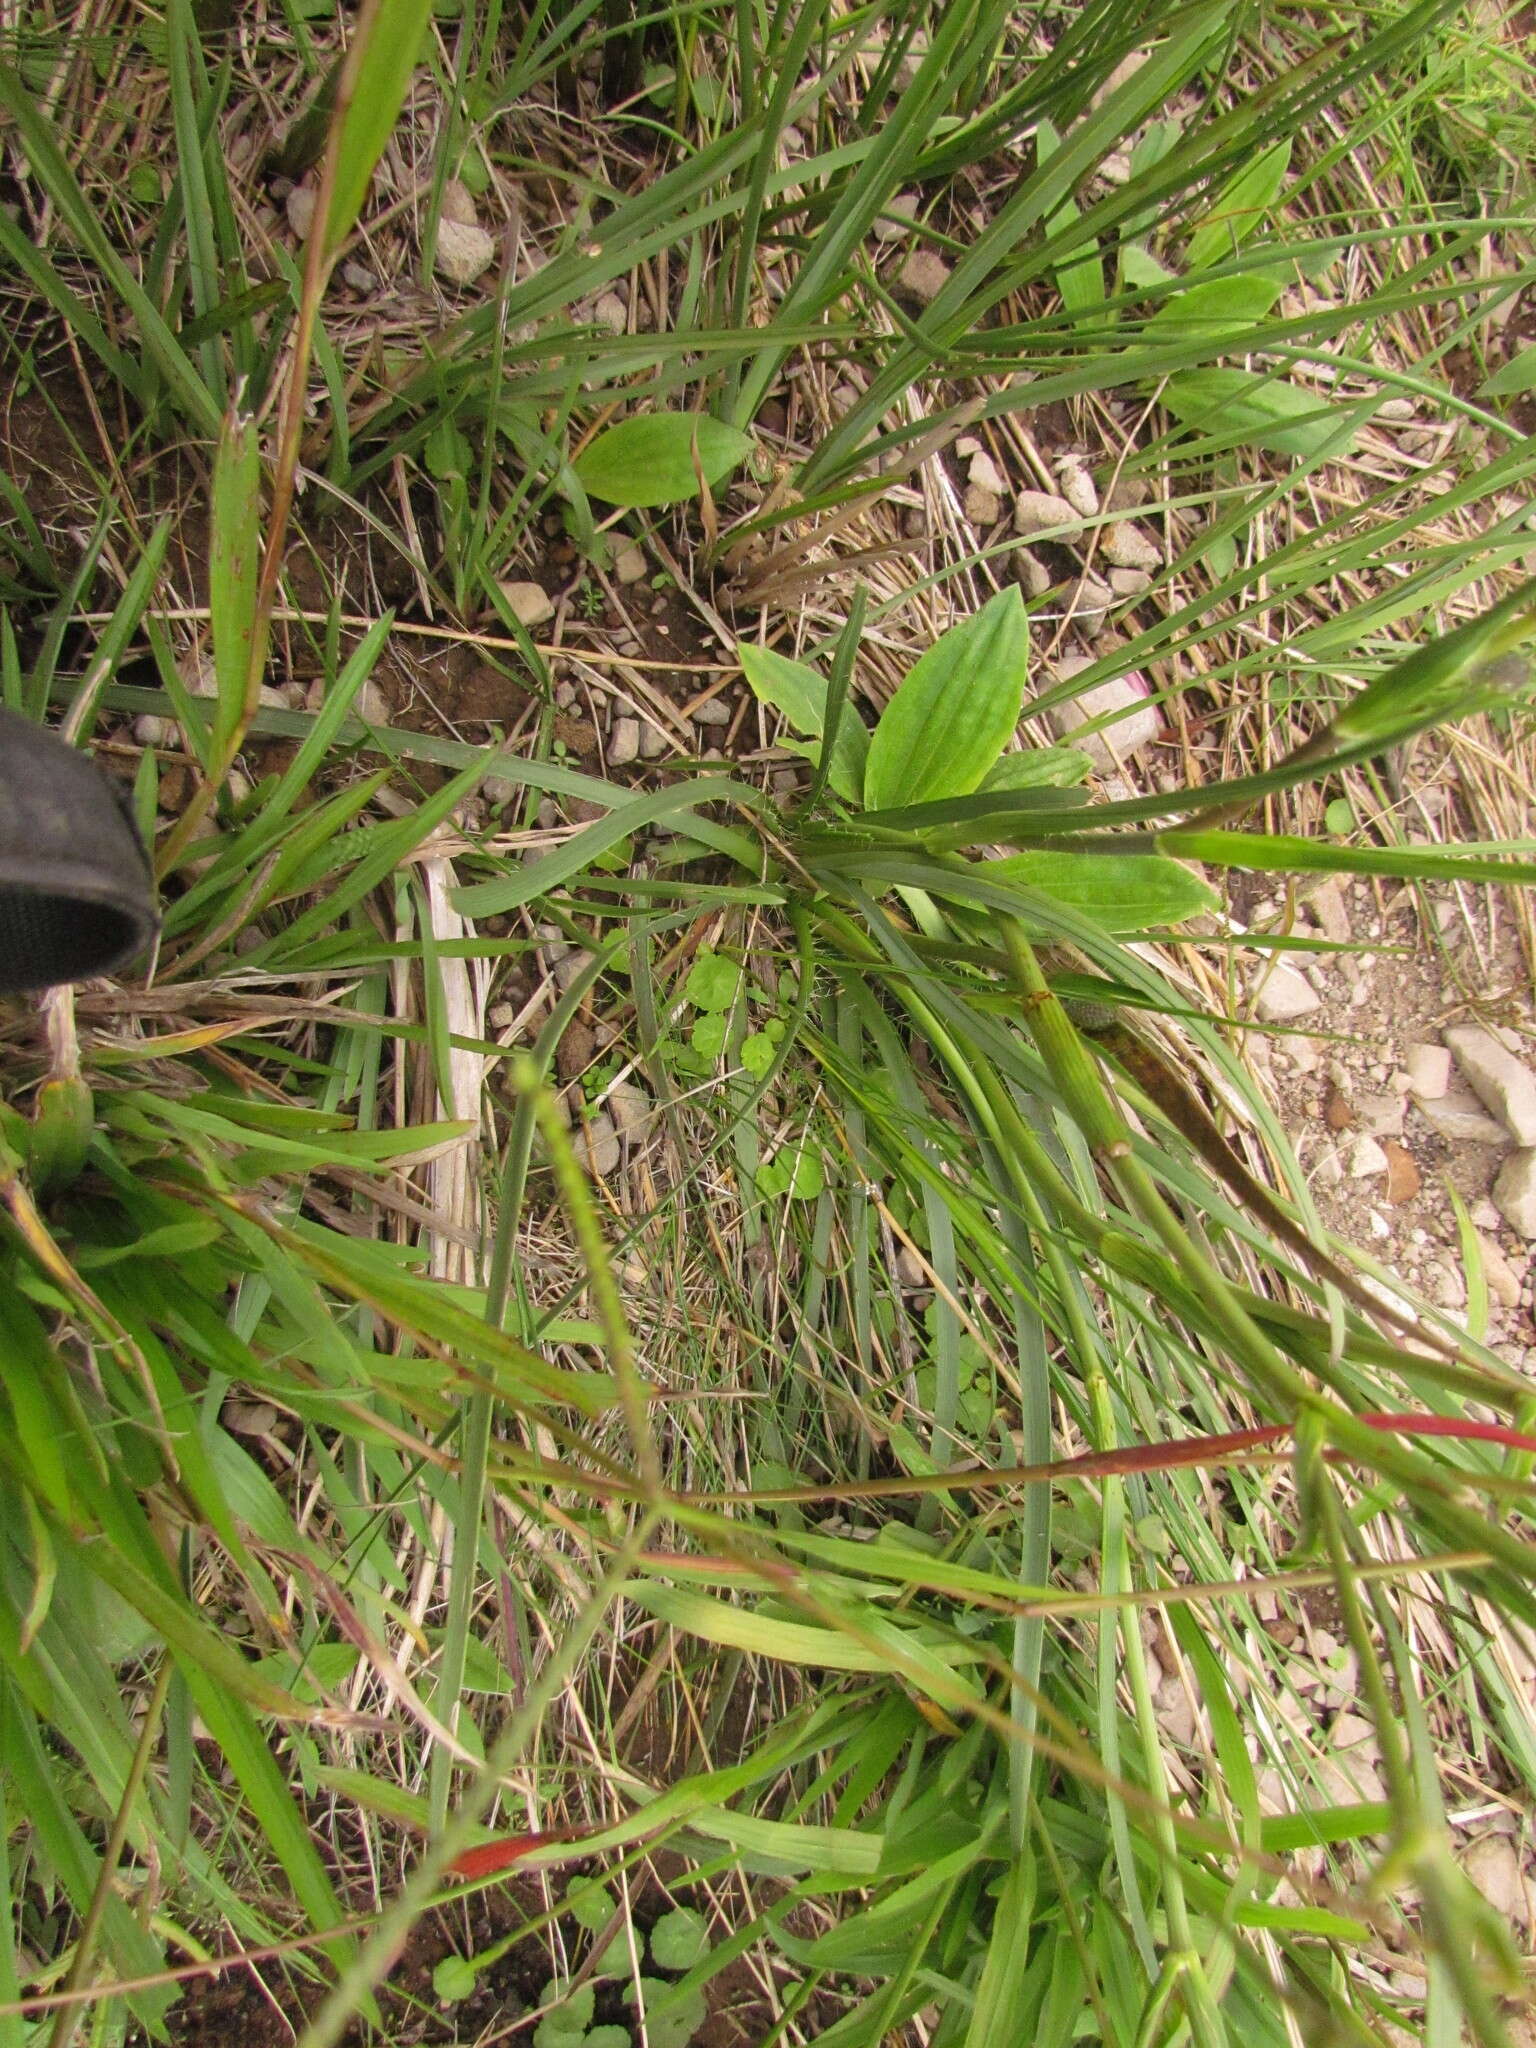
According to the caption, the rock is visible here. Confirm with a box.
[1066,573,1114,624]
[1444,1023,1536,1144]
[285,181,317,239]
[639,721,667,760]
[963,484,1001,526]
[1251,961,1321,1023]
[434,217,497,288]
[1014,489,1082,539]
[873,189,920,243]
[499,580,554,628]
[1414,1086,1513,1148]
[1348,1135,1389,1179]
[1324,1712,1387,1804]
[605,1081,650,1134]
[1462,1833,1533,1933]
[895,1245,926,1288]
[1381,1140,1421,1204]
[579,1111,620,1178]
[1404,1042,1452,1099]
[1354,1091,1406,1138]
[592,291,627,333]
[896,247,951,304]
[1108,567,1152,597]
[1477,1231,1523,1308]
[608,717,641,766]
[613,542,648,585]
[441,178,479,227]
[1493,1150,1536,1238]
[968,449,1006,497]
[1054,460,1099,519]
[133,714,174,747]
[1305,874,1352,943]
[1101,520,1160,570]
[1013,547,1053,598]
[1043,659,1161,767]
[693,697,731,727]
[1427,1257,1466,1310]
[1154,1672,1198,1748]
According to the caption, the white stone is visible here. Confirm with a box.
[896,248,951,304]
[1251,961,1321,1023]
[1014,547,1052,598]
[1414,1087,1513,1148]
[1108,568,1152,597]
[133,714,174,747]
[693,697,731,727]
[873,190,920,243]
[499,580,554,629]
[1054,459,1099,518]
[1014,489,1082,539]
[608,717,641,767]
[1324,1713,1386,1804]
[592,291,627,333]
[614,543,647,585]
[285,182,317,239]
[1348,1135,1389,1179]
[579,1112,620,1178]
[1101,520,1160,570]
[1353,1091,1405,1138]
[1404,1042,1452,1099]
[1444,1023,1536,1145]
[1067,573,1114,624]
[1493,1150,1536,1238]
[639,721,667,760]
[963,484,1001,526]
[441,178,479,227]
[1476,1232,1523,1309]
[968,450,1006,498]
[1462,1833,1533,1933]
[605,1081,650,1134]
[434,217,497,288]
[1043,659,1161,766]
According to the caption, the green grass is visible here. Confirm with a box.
[1,0,1535,2043]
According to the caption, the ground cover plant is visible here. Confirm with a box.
[1,0,1536,2041]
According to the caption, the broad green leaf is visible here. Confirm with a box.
[649,1907,709,1971]
[684,950,741,1011]
[1185,139,1291,269]
[633,1980,707,2048]
[433,1955,478,2002]
[1161,369,1352,460]
[1038,119,1102,316]
[975,851,1219,932]
[1480,344,1536,398]
[738,643,868,802]
[1144,273,1283,342]
[864,587,1029,811]
[979,746,1091,792]
[574,414,754,508]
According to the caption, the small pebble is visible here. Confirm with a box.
[435,217,497,288]
[608,717,641,766]
[500,581,555,629]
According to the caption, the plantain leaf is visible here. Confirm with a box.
[739,643,868,802]
[864,588,1029,811]
[574,414,754,508]
[972,850,1219,933]
[1161,368,1353,459]
[1185,139,1291,269]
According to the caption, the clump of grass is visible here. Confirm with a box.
[1,2,1536,2045]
